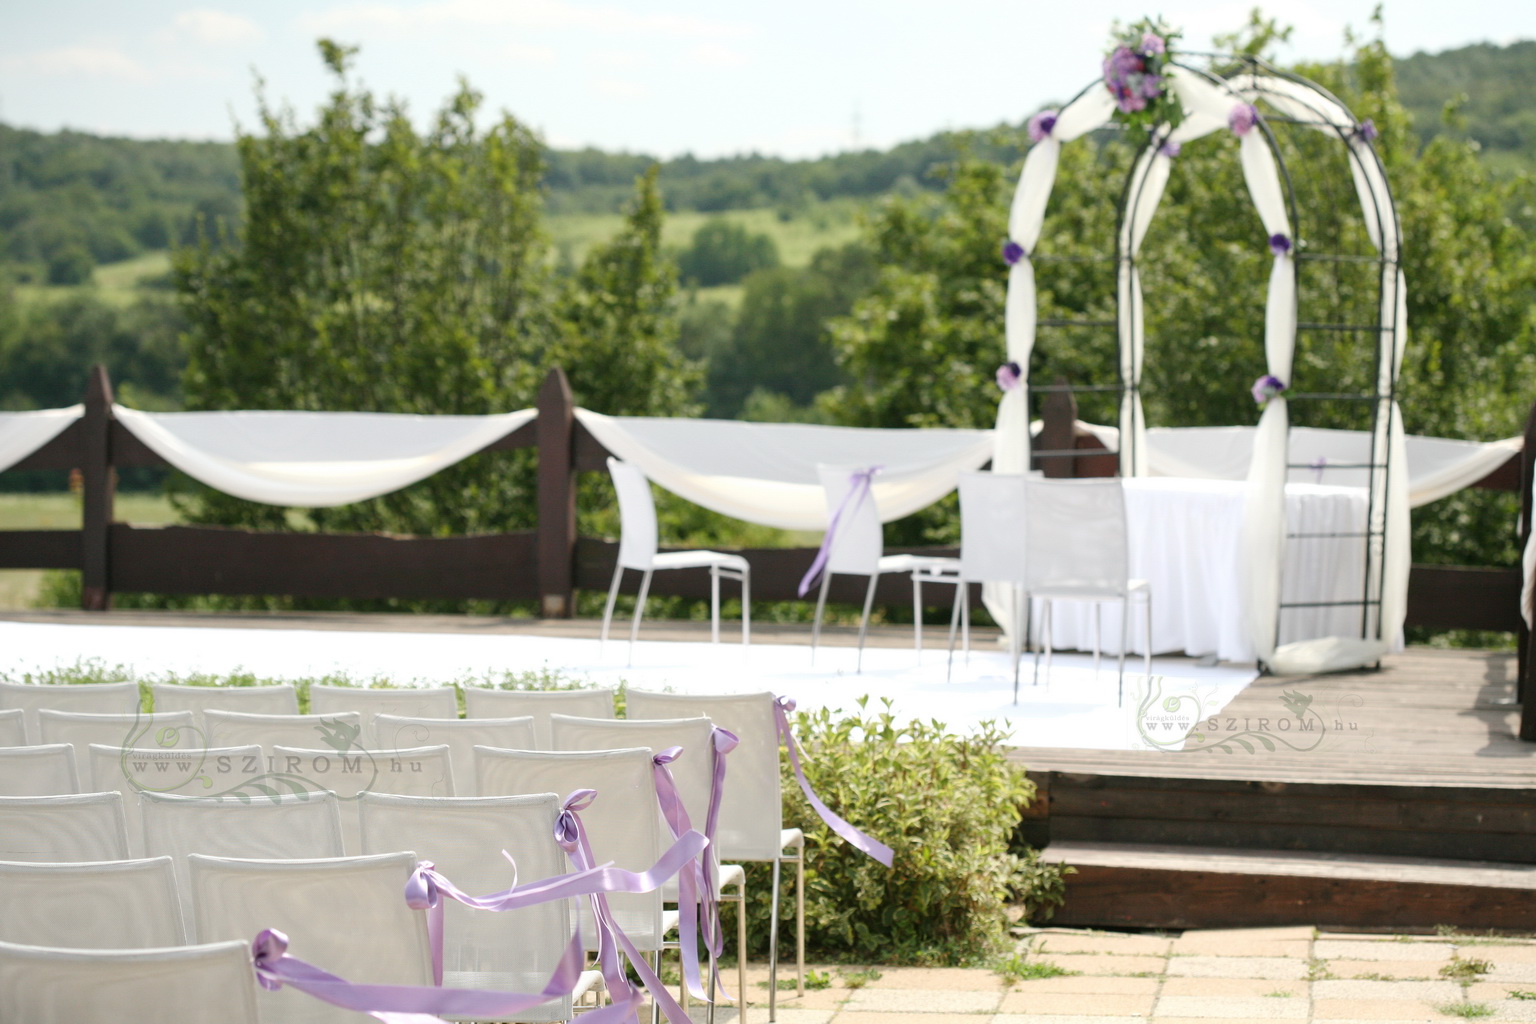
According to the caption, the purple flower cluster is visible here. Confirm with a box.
[1001,240,1027,266]
[1268,233,1292,257]
[1229,103,1260,137]
[1158,139,1182,158]
[1027,109,1059,143]
[1354,118,1378,142]
[1102,35,1167,114]
[1251,374,1287,405]
[996,362,1023,392]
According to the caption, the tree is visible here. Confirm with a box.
[676,218,779,286]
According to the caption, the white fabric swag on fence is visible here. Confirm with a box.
[0,406,83,474]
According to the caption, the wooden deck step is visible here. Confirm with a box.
[1045,840,1536,932]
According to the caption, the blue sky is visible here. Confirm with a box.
[2,1,1532,159]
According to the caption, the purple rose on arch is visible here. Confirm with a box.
[1140,32,1166,54]
[1001,240,1027,266]
[1158,139,1182,158]
[1354,119,1378,142]
[1251,374,1287,405]
[1027,110,1058,143]
[1228,103,1260,137]
[996,362,1023,392]
[1268,233,1292,257]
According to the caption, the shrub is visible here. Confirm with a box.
[736,697,1067,965]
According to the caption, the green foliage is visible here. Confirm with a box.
[676,218,780,287]
[1395,41,1536,174]
[1434,1002,1495,1019]
[737,698,1061,965]
[995,943,1080,984]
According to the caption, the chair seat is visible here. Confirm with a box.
[1032,578,1150,600]
[646,550,749,573]
[878,553,956,574]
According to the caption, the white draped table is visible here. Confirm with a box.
[1039,477,1372,664]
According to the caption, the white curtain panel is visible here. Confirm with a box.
[0,406,82,474]
[113,406,535,507]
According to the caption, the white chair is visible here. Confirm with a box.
[0,938,260,1024]
[190,851,433,1024]
[0,680,140,743]
[38,709,198,780]
[810,465,956,672]
[271,744,455,853]
[1023,476,1153,705]
[89,743,265,857]
[462,687,615,749]
[625,689,806,1009]
[0,707,27,746]
[205,709,364,754]
[308,684,459,745]
[0,856,185,948]
[0,792,129,861]
[372,713,535,796]
[0,743,79,795]
[150,682,299,725]
[603,457,751,661]
[358,791,600,1021]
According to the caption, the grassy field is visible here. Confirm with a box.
[0,492,180,610]
[15,252,173,308]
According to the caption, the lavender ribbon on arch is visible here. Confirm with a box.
[772,696,895,867]
[799,466,881,597]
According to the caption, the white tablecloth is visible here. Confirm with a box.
[1041,478,1371,663]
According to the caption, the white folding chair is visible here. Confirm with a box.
[205,709,364,754]
[308,685,459,746]
[0,938,260,1024]
[38,709,198,780]
[0,680,140,743]
[0,856,185,948]
[810,465,956,672]
[141,790,345,934]
[0,707,27,746]
[150,682,299,725]
[1023,477,1153,705]
[0,743,79,795]
[603,457,751,662]
[271,744,455,853]
[190,851,432,1024]
[90,743,264,857]
[462,687,615,749]
[372,713,535,796]
[0,792,129,861]
[358,791,601,1021]
[625,689,806,1011]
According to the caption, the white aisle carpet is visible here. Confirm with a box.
[0,620,1258,752]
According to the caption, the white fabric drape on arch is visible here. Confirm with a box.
[0,406,82,474]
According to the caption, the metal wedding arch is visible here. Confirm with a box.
[994,53,1408,674]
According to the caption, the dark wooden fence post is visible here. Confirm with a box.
[1519,399,1536,739]
[536,367,576,618]
[80,365,116,611]
[1038,379,1078,479]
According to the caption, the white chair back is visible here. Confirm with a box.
[462,688,615,748]
[0,856,185,948]
[816,465,883,575]
[270,744,455,853]
[0,707,26,746]
[0,792,129,862]
[89,744,264,858]
[358,792,575,1019]
[372,714,535,796]
[150,682,299,724]
[958,471,1029,584]
[38,709,198,779]
[307,685,459,745]
[1023,477,1131,595]
[0,680,140,743]
[190,851,432,1024]
[0,938,260,1024]
[609,457,660,569]
[474,745,665,950]
[205,709,363,754]
[624,690,784,861]
[0,743,79,796]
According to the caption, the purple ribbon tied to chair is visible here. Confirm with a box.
[773,696,895,867]
[798,465,882,597]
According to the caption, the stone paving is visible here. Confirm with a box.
[690,927,1536,1024]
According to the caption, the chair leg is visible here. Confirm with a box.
[629,569,653,668]
[795,843,805,995]
[1117,596,1130,708]
[1143,590,1153,682]
[1093,602,1103,675]
[651,949,664,1024]
[961,583,972,665]
[945,586,963,683]
[856,574,878,674]
[810,573,832,665]
[736,874,748,1024]
[742,568,752,647]
[1011,584,1025,703]
[912,577,923,655]
[768,857,782,1022]
[601,562,625,646]
[711,566,721,644]
[1032,600,1051,690]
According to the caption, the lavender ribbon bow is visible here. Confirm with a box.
[772,696,895,867]
[799,467,881,597]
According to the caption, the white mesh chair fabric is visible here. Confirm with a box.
[38,709,198,780]
[358,791,594,1021]
[270,744,455,854]
[372,714,535,796]
[150,682,299,725]
[1022,477,1152,704]
[204,709,364,754]
[307,685,459,746]
[0,680,140,743]
[474,745,667,951]
[462,687,615,748]
[189,851,432,1024]
[0,743,79,796]
[0,856,185,948]
[0,707,26,746]
[603,457,751,661]
[0,792,129,861]
[90,744,264,858]
[0,938,261,1024]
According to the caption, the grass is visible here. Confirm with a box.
[1441,955,1494,986]
[1509,990,1536,1000]
[759,968,831,991]
[15,252,173,309]
[995,949,1079,985]
[1264,990,1294,998]
[1434,1002,1495,1018]
[0,492,183,610]
[1304,958,1335,981]
[837,968,882,989]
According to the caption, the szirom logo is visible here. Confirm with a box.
[1134,679,1360,754]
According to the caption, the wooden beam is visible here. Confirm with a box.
[1405,564,1523,633]
[0,530,83,569]
[80,365,115,611]
[536,368,576,618]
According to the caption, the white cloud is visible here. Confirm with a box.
[688,43,748,69]
[1,46,152,82]
[302,0,751,41]
[171,9,267,46]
